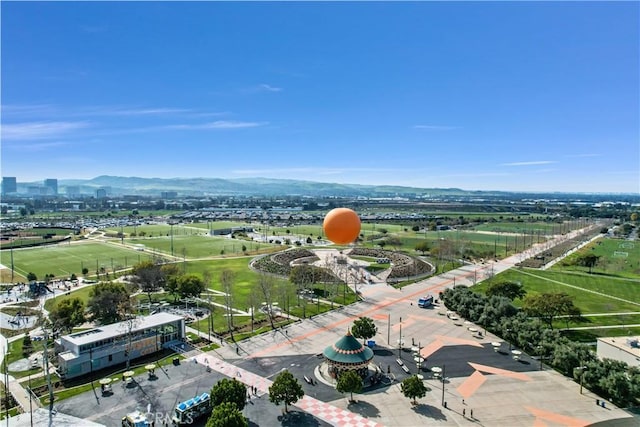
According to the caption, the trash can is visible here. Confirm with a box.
[173,357,180,366]
[367,340,376,348]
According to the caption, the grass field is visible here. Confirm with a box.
[554,237,640,278]
[473,268,640,338]
[472,221,561,234]
[126,234,277,258]
[0,241,157,280]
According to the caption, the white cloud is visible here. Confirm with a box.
[413,125,457,131]
[164,121,268,130]
[4,141,71,152]
[1,121,89,140]
[259,84,283,92]
[501,161,558,167]
[564,153,601,158]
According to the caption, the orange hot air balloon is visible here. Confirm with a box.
[323,208,361,245]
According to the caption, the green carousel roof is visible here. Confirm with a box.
[323,330,374,364]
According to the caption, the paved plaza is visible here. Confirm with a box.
[27,234,639,426]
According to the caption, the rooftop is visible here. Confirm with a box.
[62,312,183,346]
[323,330,374,364]
[598,336,640,357]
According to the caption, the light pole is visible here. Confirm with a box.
[578,365,588,394]
[398,317,403,359]
[441,364,446,406]
[507,329,512,352]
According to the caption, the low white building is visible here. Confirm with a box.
[596,336,640,367]
[56,312,185,379]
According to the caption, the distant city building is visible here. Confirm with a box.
[65,185,80,196]
[161,191,178,199]
[96,188,107,198]
[56,312,185,379]
[597,336,640,367]
[44,178,58,195]
[27,186,44,195]
[1,177,17,195]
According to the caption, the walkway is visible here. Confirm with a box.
[192,353,383,427]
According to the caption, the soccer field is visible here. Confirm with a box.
[0,241,157,280]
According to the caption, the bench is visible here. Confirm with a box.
[401,365,411,374]
[396,358,404,366]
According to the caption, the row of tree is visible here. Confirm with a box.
[442,285,640,407]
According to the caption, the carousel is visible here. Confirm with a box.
[323,329,374,379]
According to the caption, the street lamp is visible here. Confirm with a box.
[577,365,588,394]
[441,364,447,406]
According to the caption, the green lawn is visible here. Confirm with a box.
[473,268,640,335]
[553,237,640,278]
[473,221,561,234]
[0,241,158,280]
[476,269,640,313]
[126,235,275,258]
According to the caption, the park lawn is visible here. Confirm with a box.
[0,241,157,281]
[44,285,95,312]
[475,269,640,315]
[127,235,276,258]
[552,313,640,330]
[473,221,560,234]
[562,327,640,342]
[553,237,640,278]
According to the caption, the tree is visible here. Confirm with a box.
[400,375,430,404]
[49,297,85,333]
[210,378,247,411]
[177,274,205,299]
[335,370,362,402]
[220,269,236,340]
[351,317,378,344]
[87,282,131,324]
[385,236,402,250]
[205,402,247,427]
[486,281,526,301]
[522,292,581,329]
[26,272,37,282]
[268,370,304,413]
[414,241,429,255]
[162,263,181,302]
[81,267,89,276]
[256,273,277,330]
[576,254,600,274]
[22,334,33,357]
[131,260,164,305]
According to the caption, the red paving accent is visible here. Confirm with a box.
[525,406,590,427]
[532,419,549,427]
[370,313,389,321]
[419,339,444,358]
[247,281,450,359]
[194,353,382,427]
[456,370,487,399]
[468,362,532,382]
[434,334,484,348]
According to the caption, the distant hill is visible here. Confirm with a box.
[56,175,475,198]
[16,175,638,201]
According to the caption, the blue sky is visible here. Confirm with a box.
[2,2,638,194]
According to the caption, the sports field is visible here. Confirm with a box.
[0,241,157,280]
[555,237,640,278]
[473,268,640,338]
[126,234,276,258]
